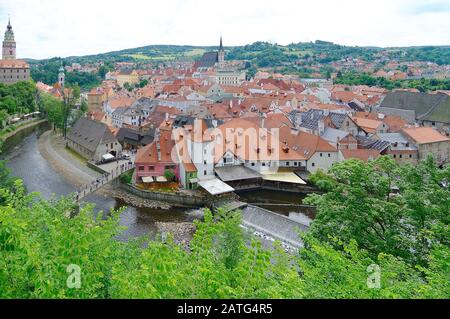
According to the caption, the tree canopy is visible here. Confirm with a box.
[0,156,448,298]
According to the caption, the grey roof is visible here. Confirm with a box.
[112,107,126,116]
[195,51,218,68]
[377,133,417,151]
[321,127,349,144]
[116,127,155,146]
[380,92,450,124]
[68,117,117,153]
[290,109,347,131]
[132,97,159,111]
[173,115,224,129]
[215,165,262,182]
[356,135,390,151]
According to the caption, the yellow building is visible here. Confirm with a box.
[117,69,139,87]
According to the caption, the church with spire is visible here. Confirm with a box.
[0,18,30,84]
[193,36,246,86]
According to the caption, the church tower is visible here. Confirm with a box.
[58,63,65,88]
[218,36,225,68]
[2,18,16,60]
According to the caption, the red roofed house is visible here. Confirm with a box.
[135,130,180,184]
[401,127,450,165]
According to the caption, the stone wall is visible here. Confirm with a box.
[120,183,207,207]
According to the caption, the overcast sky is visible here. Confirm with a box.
[0,0,449,60]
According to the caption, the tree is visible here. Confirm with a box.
[305,156,450,267]
[164,169,175,182]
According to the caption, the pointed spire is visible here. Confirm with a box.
[219,35,223,51]
[7,16,12,30]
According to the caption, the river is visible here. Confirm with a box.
[2,130,312,241]
[2,132,202,240]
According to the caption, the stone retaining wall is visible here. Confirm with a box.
[120,183,207,207]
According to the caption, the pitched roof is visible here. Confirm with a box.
[341,149,381,162]
[380,92,450,124]
[402,127,450,144]
[67,117,117,153]
[0,59,29,68]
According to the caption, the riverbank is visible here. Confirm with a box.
[37,130,176,210]
[0,119,49,153]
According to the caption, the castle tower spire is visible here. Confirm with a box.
[2,17,16,60]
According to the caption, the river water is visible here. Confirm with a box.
[2,131,313,240]
[2,132,202,240]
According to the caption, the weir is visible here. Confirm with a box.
[240,204,309,248]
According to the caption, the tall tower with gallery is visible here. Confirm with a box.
[0,18,30,84]
[2,18,16,60]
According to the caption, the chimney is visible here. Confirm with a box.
[318,119,325,135]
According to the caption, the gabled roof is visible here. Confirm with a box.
[402,127,450,144]
[380,92,450,124]
[67,117,117,153]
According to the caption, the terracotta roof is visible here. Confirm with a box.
[402,127,450,144]
[341,149,381,162]
[351,116,383,134]
[0,59,29,68]
[135,130,175,165]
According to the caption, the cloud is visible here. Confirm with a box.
[0,0,449,59]
[407,0,450,14]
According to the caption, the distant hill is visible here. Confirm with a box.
[27,41,450,66]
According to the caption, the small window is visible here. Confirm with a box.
[286,162,290,166]
[138,166,145,171]
[409,154,412,158]
[311,163,315,167]
[149,166,155,171]
[204,170,207,176]
[251,162,255,167]
[328,153,331,158]
[262,162,266,167]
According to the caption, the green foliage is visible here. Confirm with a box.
[305,156,450,267]
[0,164,448,299]
[119,169,134,185]
[164,169,175,182]
[30,58,101,90]
[0,81,38,116]
[335,72,450,92]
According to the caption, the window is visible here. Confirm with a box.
[286,162,290,166]
[409,154,412,158]
[262,162,266,167]
[149,166,155,171]
[138,166,145,171]
[328,153,331,157]
[204,170,207,176]
[311,163,315,167]
[393,154,396,158]
[320,153,323,157]
[399,154,402,159]
[294,162,298,166]
[251,162,255,167]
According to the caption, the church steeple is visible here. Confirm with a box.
[58,60,65,88]
[2,17,16,60]
[218,35,225,68]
